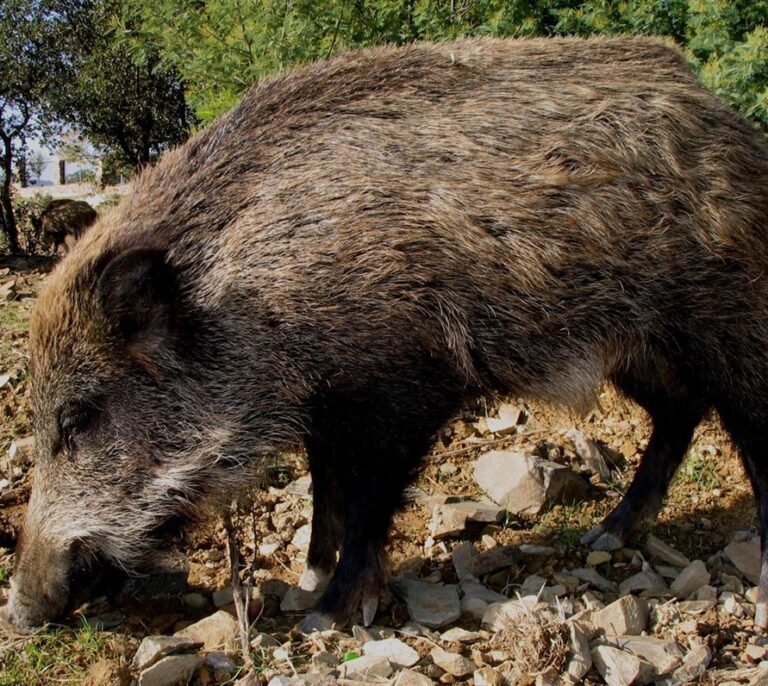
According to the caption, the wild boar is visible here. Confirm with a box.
[39,199,98,253]
[6,36,768,632]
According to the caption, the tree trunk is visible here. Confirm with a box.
[17,158,27,188]
[0,132,20,254]
[59,159,66,185]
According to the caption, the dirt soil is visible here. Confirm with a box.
[0,257,761,685]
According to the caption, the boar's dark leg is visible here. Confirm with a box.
[301,376,460,630]
[300,444,345,592]
[582,369,707,550]
[716,407,768,628]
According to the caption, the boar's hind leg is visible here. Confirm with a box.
[716,405,768,628]
[299,446,345,592]
[582,370,708,551]
[301,383,459,630]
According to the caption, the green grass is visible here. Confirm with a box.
[675,452,720,491]
[0,619,116,686]
[0,301,29,357]
[0,565,8,587]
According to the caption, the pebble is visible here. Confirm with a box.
[592,596,648,635]
[132,635,202,671]
[280,587,322,612]
[473,450,586,515]
[430,646,474,677]
[474,666,506,685]
[137,654,203,686]
[390,578,462,628]
[363,637,420,668]
[392,669,436,686]
[618,570,667,595]
[571,567,619,594]
[669,644,711,683]
[725,539,761,585]
[587,551,612,567]
[645,535,690,568]
[591,645,653,686]
[670,560,710,598]
[601,636,683,676]
[566,624,592,680]
[338,654,393,680]
[174,610,240,653]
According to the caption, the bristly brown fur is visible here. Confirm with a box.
[11,36,768,630]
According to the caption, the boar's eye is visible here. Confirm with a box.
[58,404,96,453]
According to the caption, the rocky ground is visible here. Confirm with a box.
[0,257,766,685]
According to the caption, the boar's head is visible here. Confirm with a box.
[5,242,298,630]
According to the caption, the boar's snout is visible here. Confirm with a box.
[5,533,73,631]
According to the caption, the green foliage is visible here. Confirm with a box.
[123,0,768,134]
[0,0,61,252]
[45,0,197,169]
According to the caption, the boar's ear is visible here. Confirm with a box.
[96,248,180,357]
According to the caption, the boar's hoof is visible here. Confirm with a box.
[362,593,378,627]
[580,525,624,551]
[297,611,335,634]
[298,567,331,593]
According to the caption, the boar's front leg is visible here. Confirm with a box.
[299,446,345,592]
[300,377,460,631]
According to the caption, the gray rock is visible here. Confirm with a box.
[591,645,653,686]
[338,654,393,679]
[668,644,711,684]
[430,646,474,677]
[205,652,237,682]
[465,546,520,577]
[392,669,436,686]
[600,636,683,676]
[212,587,234,607]
[670,560,710,598]
[280,586,322,612]
[175,610,240,653]
[645,535,690,568]
[618,570,667,595]
[138,653,204,686]
[452,541,478,580]
[291,524,312,550]
[566,428,613,481]
[566,625,592,681]
[7,436,35,465]
[571,567,619,594]
[485,403,524,435]
[473,450,586,515]
[593,596,648,635]
[725,539,761,584]
[132,635,202,671]
[390,578,461,628]
[429,500,502,539]
[474,667,506,686]
[440,627,479,643]
[460,578,507,604]
[586,551,612,567]
[285,475,313,496]
[363,637,420,668]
